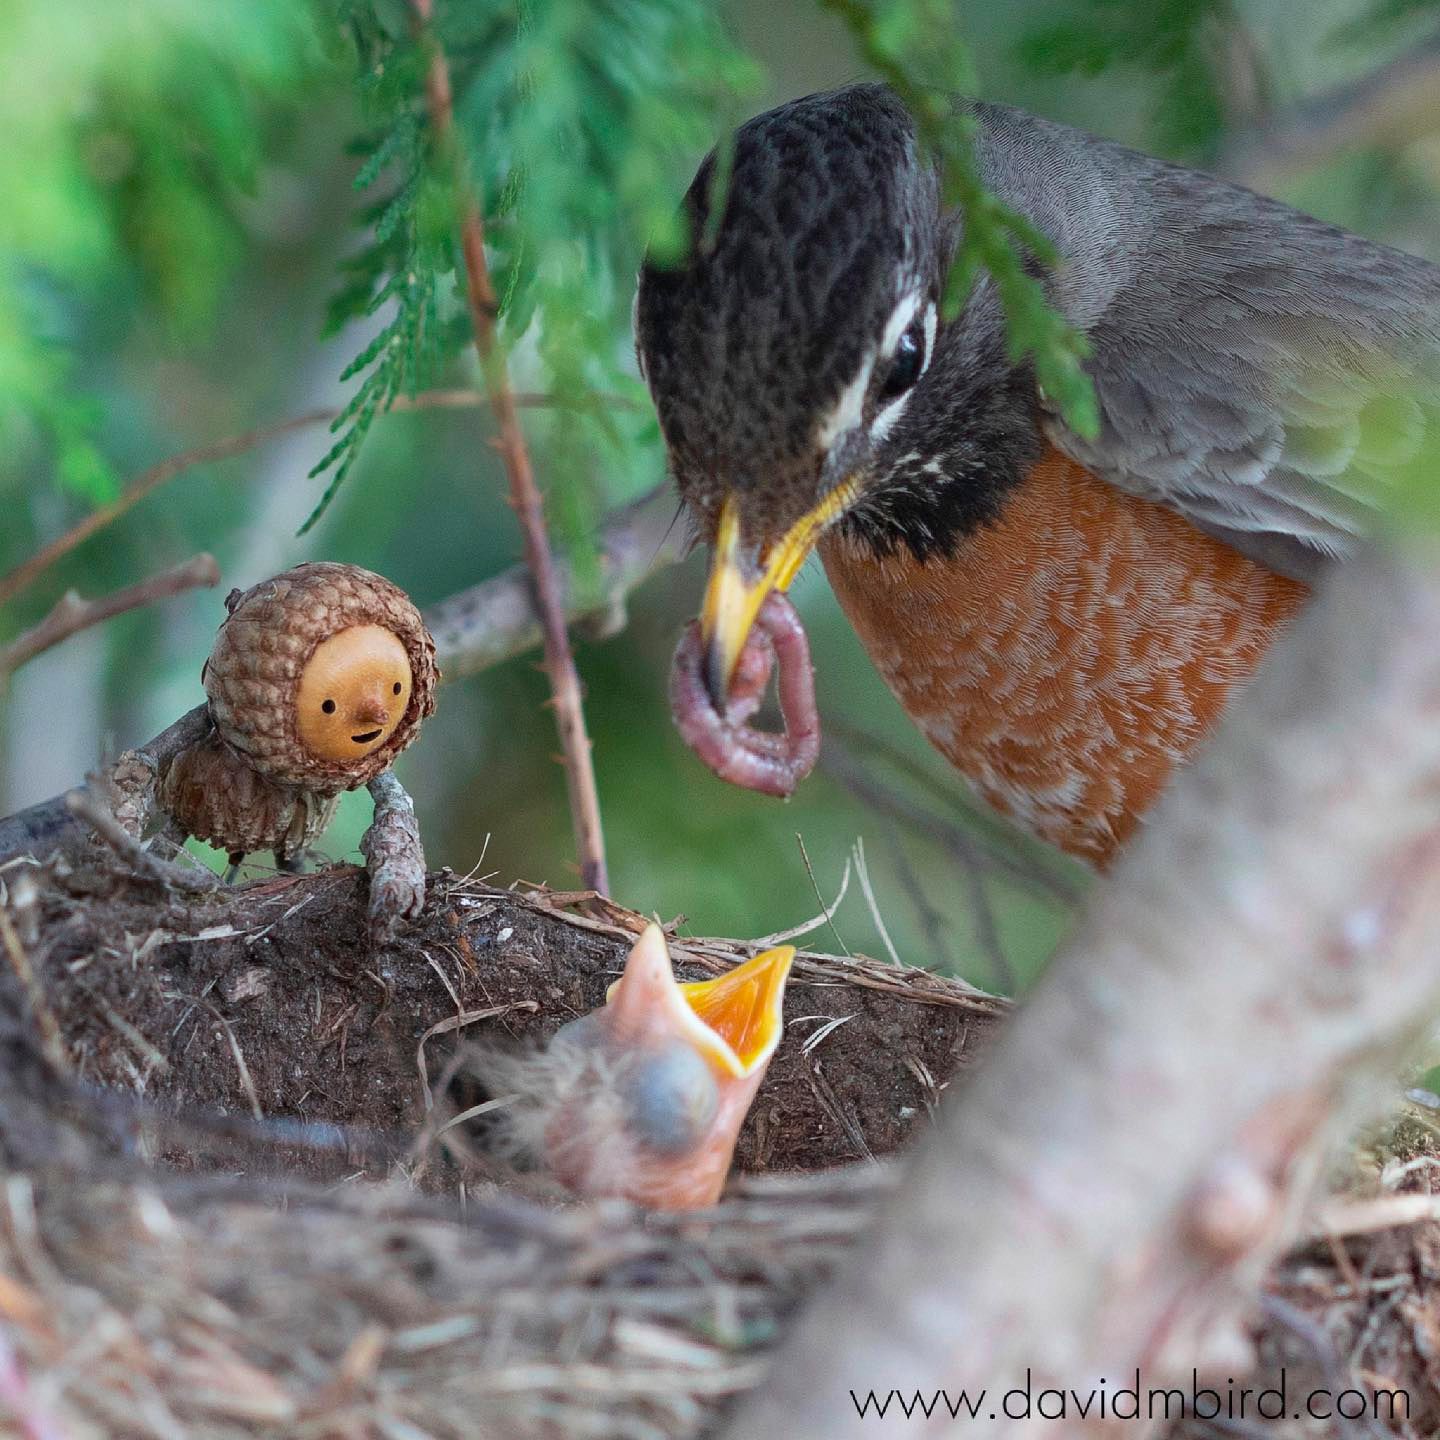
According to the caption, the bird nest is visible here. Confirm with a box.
[0,851,1437,1437]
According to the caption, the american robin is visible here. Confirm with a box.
[480,924,794,1209]
[639,84,1440,866]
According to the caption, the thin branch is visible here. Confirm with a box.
[819,735,1083,912]
[822,741,1022,991]
[0,553,220,678]
[1218,29,1440,188]
[0,904,66,1075]
[414,0,608,894]
[424,484,687,678]
[0,389,635,613]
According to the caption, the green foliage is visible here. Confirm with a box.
[824,0,1099,441]
[1331,0,1440,44]
[0,0,324,505]
[1017,0,1230,160]
[307,0,761,535]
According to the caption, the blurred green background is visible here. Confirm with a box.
[3,0,1438,994]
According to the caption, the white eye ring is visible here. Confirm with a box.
[871,299,936,444]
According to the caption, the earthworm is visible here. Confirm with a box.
[669,592,820,797]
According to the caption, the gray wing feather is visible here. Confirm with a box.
[976,104,1440,581]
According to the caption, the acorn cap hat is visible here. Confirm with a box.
[203,562,438,790]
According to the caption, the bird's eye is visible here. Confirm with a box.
[322,699,336,714]
[878,321,925,402]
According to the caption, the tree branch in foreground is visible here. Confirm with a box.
[0,552,220,679]
[414,0,609,895]
[722,537,1440,1439]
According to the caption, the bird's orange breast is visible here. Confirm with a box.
[820,448,1308,866]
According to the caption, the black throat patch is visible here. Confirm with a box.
[840,358,1046,564]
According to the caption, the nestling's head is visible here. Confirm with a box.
[634,84,1040,703]
[482,924,794,1210]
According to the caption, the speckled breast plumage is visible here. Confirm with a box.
[821,448,1308,866]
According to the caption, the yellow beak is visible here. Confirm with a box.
[699,483,858,707]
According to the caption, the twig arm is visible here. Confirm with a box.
[64,788,218,894]
[362,772,427,943]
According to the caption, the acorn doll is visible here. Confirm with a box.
[129,563,437,934]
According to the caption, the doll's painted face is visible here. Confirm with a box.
[295,625,413,762]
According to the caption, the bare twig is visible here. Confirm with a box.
[63,789,218,895]
[0,390,636,613]
[819,734,1082,912]
[413,0,608,894]
[0,554,220,678]
[1218,29,1440,188]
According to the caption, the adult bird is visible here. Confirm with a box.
[640,84,1440,866]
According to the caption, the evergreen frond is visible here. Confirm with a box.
[824,0,1099,441]
[308,0,759,535]
[1017,0,1230,160]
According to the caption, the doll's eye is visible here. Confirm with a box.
[322,699,336,714]
[392,682,402,695]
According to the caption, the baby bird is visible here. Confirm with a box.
[485,924,794,1210]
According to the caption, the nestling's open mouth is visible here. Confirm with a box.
[677,945,795,1075]
[351,729,382,744]
[605,926,796,1078]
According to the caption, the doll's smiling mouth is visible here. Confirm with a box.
[351,728,383,744]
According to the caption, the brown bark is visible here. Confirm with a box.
[720,539,1440,1438]
[413,0,609,895]
[0,552,219,678]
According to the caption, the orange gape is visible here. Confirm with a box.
[821,447,1308,866]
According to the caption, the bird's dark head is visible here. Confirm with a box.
[636,84,1038,703]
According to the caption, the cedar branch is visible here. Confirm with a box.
[0,390,636,613]
[413,0,609,894]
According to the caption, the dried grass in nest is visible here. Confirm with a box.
[1,853,1440,1438]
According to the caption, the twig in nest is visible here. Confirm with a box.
[0,553,220,678]
[0,905,66,1075]
[63,789,218,895]
[413,0,609,895]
